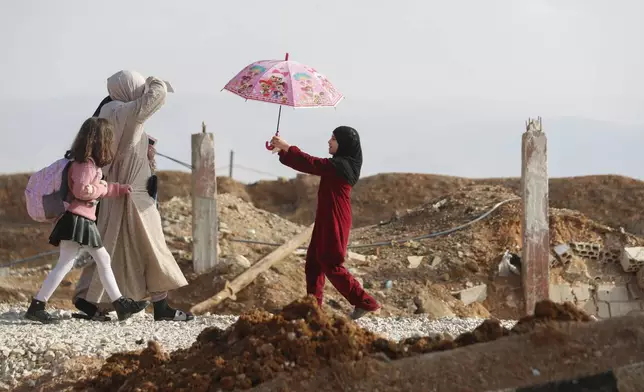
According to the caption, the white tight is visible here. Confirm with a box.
[35,240,122,302]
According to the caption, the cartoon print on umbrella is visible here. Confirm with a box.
[223,53,344,149]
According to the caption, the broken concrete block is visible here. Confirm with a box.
[430,256,442,268]
[347,251,367,262]
[413,295,455,318]
[597,301,610,318]
[609,301,643,318]
[571,284,591,302]
[549,253,558,268]
[596,284,629,303]
[407,256,424,269]
[454,284,487,306]
[621,247,644,273]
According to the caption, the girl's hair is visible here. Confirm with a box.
[68,117,115,167]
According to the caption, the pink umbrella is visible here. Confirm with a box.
[223,53,344,150]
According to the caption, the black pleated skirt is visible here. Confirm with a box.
[49,211,103,248]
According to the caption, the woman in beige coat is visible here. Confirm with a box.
[73,70,192,322]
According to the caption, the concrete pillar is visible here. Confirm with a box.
[521,117,549,315]
[191,122,218,274]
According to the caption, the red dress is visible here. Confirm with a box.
[279,146,379,311]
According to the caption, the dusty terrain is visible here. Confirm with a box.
[7,296,644,391]
[3,170,644,390]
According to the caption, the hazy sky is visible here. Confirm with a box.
[1,0,643,183]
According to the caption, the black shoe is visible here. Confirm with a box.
[25,298,55,324]
[153,298,194,322]
[73,298,111,322]
[112,297,148,321]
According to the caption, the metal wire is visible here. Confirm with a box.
[226,198,520,250]
[156,152,280,178]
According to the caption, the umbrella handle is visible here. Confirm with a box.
[265,130,280,150]
[266,105,283,150]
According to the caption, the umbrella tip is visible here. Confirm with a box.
[285,52,289,61]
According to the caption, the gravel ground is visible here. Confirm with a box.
[0,304,516,389]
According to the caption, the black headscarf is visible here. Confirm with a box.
[92,96,113,117]
[329,126,362,186]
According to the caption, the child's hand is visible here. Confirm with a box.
[270,136,290,151]
[119,184,133,195]
[99,180,108,188]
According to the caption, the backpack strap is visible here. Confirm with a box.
[61,160,73,203]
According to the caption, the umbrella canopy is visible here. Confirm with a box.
[223,54,343,108]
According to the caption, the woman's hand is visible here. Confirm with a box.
[270,136,290,151]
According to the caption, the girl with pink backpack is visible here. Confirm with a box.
[25,117,147,323]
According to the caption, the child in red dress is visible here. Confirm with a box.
[271,126,380,319]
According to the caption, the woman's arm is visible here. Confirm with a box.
[278,146,336,176]
[129,77,167,124]
[116,77,167,148]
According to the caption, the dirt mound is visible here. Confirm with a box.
[486,175,644,235]
[246,173,474,228]
[75,297,593,392]
[245,173,644,232]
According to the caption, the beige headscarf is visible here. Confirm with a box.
[107,70,146,102]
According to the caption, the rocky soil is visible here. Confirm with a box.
[5,297,595,391]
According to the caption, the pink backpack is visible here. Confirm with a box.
[25,158,72,223]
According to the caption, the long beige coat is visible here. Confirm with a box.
[75,70,188,304]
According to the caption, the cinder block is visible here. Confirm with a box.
[549,254,558,268]
[628,284,643,300]
[571,284,591,302]
[554,244,571,257]
[553,244,572,265]
[601,249,621,264]
[609,301,643,318]
[621,247,644,273]
[597,301,610,318]
[454,284,487,306]
[596,284,629,303]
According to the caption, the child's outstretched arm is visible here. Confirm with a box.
[278,146,336,177]
[103,181,132,198]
